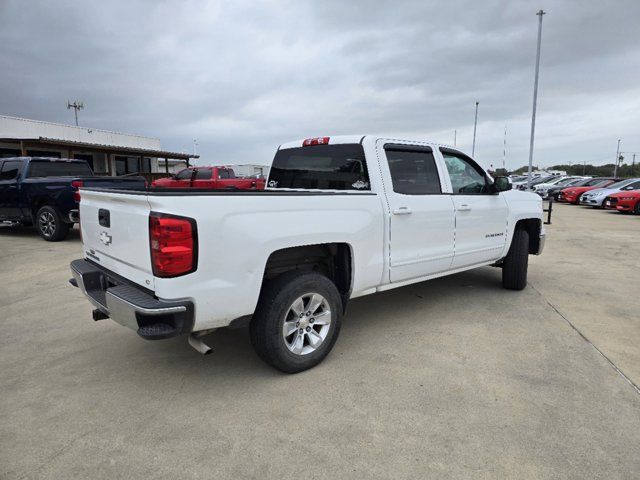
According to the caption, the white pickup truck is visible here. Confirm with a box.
[70,135,545,373]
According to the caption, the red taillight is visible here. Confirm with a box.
[72,180,84,202]
[149,213,197,278]
[302,137,330,146]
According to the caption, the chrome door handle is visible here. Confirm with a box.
[458,204,472,211]
[392,207,412,215]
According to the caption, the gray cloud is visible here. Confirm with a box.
[1,0,639,169]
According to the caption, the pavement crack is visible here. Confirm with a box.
[529,283,640,397]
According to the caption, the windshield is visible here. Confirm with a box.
[27,160,93,178]
[584,178,610,186]
[605,179,635,190]
[545,177,565,185]
[571,178,593,186]
[531,176,554,186]
[556,177,579,186]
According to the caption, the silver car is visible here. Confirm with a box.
[579,178,640,207]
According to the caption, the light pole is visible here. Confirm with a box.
[472,101,479,157]
[503,125,507,171]
[67,100,84,126]
[527,9,546,188]
[613,139,621,177]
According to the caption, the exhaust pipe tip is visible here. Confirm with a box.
[188,333,212,355]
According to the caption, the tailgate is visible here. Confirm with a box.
[79,189,154,289]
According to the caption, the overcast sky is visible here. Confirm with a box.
[1,0,639,169]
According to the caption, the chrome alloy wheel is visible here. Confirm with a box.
[282,293,332,355]
[39,211,56,238]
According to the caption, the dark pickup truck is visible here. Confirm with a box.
[0,157,145,241]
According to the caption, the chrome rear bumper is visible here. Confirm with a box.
[70,259,194,339]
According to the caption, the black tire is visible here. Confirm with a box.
[36,205,69,241]
[502,228,529,291]
[250,271,343,373]
[635,202,640,215]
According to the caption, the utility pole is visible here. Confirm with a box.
[472,101,479,157]
[632,153,636,176]
[527,9,546,188]
[454,130,457,147]
[614,139,621,178]
[193,139,198,156]
[67,100,84,126]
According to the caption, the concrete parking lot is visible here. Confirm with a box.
[1,204,639,479]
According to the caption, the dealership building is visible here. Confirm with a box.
[0,115,197,176]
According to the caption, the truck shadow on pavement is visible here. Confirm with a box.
[118,267,510,383]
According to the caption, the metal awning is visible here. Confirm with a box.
[1,137,198,160]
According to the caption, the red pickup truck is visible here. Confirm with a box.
[152,166,265,190]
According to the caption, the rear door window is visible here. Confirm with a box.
[218,168,235,179]
[385,147,441,194]
[194,169,212,180]
[269,144,370,190]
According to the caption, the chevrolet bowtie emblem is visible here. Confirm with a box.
[99,231,112,246]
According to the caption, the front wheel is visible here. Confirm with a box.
[36,205,69,241]
[250,271,343,373]
[502,229,529,290]
[635,201,640,215]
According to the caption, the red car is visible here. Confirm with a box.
[152,166,265,190]
[558,178,617,204]
[605,190,640,214]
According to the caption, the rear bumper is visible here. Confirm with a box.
[70,259,194,339]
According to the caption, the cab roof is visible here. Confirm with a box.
[278,135,457,151]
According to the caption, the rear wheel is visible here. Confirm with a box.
[36,205,69,241]
[250,271,343,373]
[502,229,529,291]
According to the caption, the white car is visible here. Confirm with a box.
[70,135,545,372]
[579,178,640,207]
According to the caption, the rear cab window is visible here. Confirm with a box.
[27,160,93,178]
[268,144,370,191]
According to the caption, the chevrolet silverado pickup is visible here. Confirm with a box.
[70,136,545,373]
[0,157,145,241]
[152,166,265,190]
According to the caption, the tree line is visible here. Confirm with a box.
[510,162,639,178]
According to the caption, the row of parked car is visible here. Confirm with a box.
[509,174,640,214]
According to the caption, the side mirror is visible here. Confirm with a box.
[494,176,512,192]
